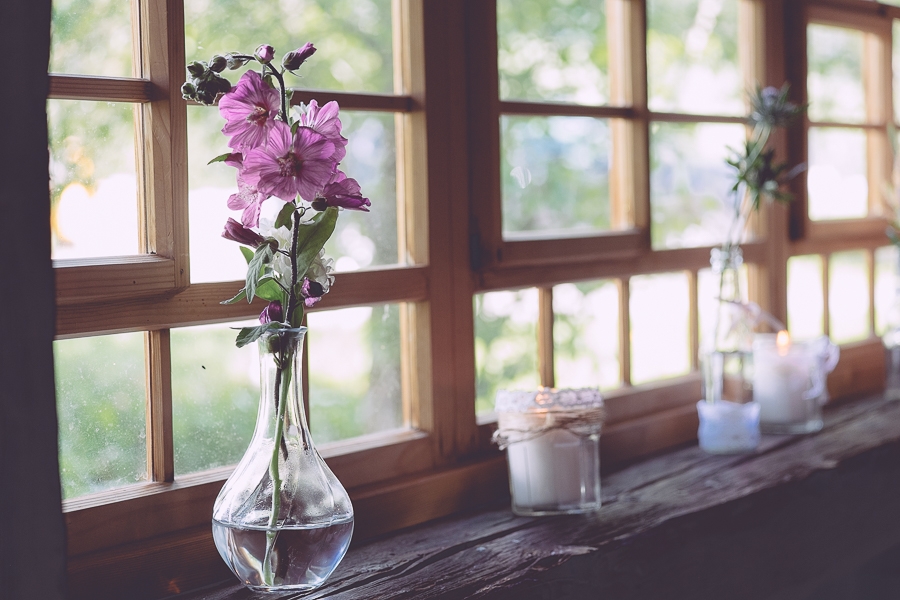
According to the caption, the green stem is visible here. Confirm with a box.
[262,351,292,586]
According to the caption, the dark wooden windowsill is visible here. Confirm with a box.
[178,394,900,600]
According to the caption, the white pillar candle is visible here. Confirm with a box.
[753,331,815,425]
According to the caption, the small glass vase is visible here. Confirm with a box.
[884,251,900,401]
[699,246,760,453]
[212,328,353,592]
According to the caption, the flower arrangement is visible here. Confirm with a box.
[183,42,369,344]
[183,43,366,589]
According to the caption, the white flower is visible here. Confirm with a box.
[305,249,335,294]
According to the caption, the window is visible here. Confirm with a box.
[51,0,896,596]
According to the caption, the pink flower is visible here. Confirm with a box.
[222,217,265,247]
[259,300,284,324]
[298,100,347,163]
[242,121,336,202]
[227,172,267,227]
[218,70,280,153]
[312,171,370,212]
[301,278,325,307]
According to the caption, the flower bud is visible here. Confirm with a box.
[187,61,206,77]
[181,81,197,99]
[255,44,275,64]
[222,217,265,247]
[259,300,284,324]
[225,53,250,70]
[208,55,227,73]
[282,42,316,71]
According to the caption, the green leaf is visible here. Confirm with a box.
[255,276,287,303]
[207,152,233,165]
[246,244,274,303]
[292,206,338,282]
[234,323,279,348]
[274,202,296,230]
[239,246,254,264]
[220,287,247,305]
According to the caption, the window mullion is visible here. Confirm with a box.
[618,277,632,386]
[145,329,174,482]
[537,287,555,388]
[137,0,189,288]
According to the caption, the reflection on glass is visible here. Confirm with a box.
[647,0,741,114]
[787,255,824,341]
[48,100,140,260]
[553,281,620,390]
[630,273,690,385]
[188,107,399,283]
[171,322,259,475]
[184,0,393,94]
[829,250,870,344]
[307,304,403,444]
[55,333,146,499]
[501,116,611,236]
[894,22,900,120]
[475,289,540,414]
[650,122,746,249]
[807,24,865,123]
[698,263,749,347]
[807,128,868,221]
[875,246,900,336]
[497,0,607,104]
[51,0,133,77]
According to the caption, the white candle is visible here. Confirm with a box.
[753,331,815,425]
[506,426,597,510]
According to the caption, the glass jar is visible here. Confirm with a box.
[494,388,604,516]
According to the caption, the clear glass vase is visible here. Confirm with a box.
[884,251,900,401]
[212,328,353,592]
[699,246,759,453]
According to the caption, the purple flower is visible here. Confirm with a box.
[259,300,284,324]
[222,217,265,246]
[282,43,316,71]
[298,100,347,163]
[218,70,280,153]
[300,278,326,308]
[242,121,336,202]
[255,44,275,64]
[226,172,267,227]
[312,171,370,212]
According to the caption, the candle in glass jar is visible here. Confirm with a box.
[506,424,591,509]
[753,331,814,425]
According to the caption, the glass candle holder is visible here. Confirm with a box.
[753,332,839,434]
[494,388,604,516]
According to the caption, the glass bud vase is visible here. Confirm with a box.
[698,246,760,453]
[212,328,353,592]
[884,251,900,401]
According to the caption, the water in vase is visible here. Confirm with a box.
[212,517,354,591]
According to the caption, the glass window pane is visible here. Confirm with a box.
[807,127,868,221]
[875,245,900,336]
[497,0,607,104]
[188,107,399,283]
[475,289,540,414]
[630,273,691,385]
[807,24,865,123]
[650,122,746,249]
[501,116,611,236]
[49,100,140,260]
[647,0,741,114]
[171,322,259,475]
[184,0,393,94]
[829,250,870,344]
[787,255,824,341]
[51,0,133,77]
[55,333,147,499]
[307,304,404,444]
[552,280,620,390]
